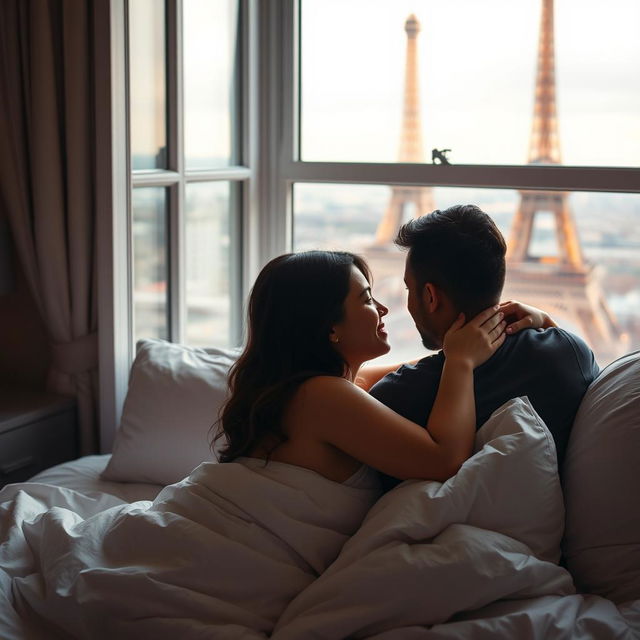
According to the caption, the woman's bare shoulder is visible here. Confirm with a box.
[290,376,383,432]
[289,376,369,423]
[297,375,365,399]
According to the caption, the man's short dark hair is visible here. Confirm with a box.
[395,204,507,317]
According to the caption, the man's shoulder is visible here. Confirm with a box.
[369,352,444,398]
[507,326,592,356]
[497,327,599,381]
[391,351,445,380]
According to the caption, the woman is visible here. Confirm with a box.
[216,250,551,488]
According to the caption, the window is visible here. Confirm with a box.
[128,0,245,349]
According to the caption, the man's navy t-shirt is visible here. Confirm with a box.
[369,328,599,491]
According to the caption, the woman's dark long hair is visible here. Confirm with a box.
[213,250,371,463]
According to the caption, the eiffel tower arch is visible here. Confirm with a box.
[503,0,627,364]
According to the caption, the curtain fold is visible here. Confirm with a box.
[0,0,99,454]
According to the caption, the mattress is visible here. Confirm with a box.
[27,454,163,503]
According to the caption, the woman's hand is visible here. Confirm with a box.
[442,306,506,369]
[498,300,557,335]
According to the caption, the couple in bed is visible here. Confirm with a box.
[1,205,600,638]
[217,203,599,500]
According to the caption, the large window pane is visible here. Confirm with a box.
[300,0,640,167]
[132,188,169,343]
[184,0,240,169]
[185,182,232,346]
[129,0,167,170]
[293,183,640,368]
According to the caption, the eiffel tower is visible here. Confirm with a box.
[364,14,434,289]
[503,0,627,363]
[373,14,434,249]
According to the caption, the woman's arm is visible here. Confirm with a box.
[499,300,557,334]
[422,308,509,467]
[305,307,505,482]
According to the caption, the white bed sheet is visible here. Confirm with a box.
[27,455,163,503]
[1,403,638,639]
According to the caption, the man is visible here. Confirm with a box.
[366,204,599,491]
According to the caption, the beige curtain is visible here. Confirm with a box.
[0,0,99,454]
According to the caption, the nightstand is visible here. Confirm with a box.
[0,387,78,488]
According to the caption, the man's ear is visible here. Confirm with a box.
[422,282,440,312]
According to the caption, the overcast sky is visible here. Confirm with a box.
[131,0,640,169]
[301,0,640,167]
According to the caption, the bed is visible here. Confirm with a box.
[1,339,639,639]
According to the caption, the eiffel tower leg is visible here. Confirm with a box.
[556,198,584,268]
[507,196,536,262]
[375,190,405,245]
[414,187,435,218]
[597,295,626,343]
[583,273,622,345]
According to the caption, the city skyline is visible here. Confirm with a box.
[293,183,640,366]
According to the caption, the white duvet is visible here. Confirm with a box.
[1,397,639,639]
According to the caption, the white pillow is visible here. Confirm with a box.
[562,350,640,604]
[469,396,564,564]
[102,339,240,486]
[376,397,563,562]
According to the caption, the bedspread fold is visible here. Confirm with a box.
[1,457,376,639]
[273,397,573,638]
[2,397,638,639]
